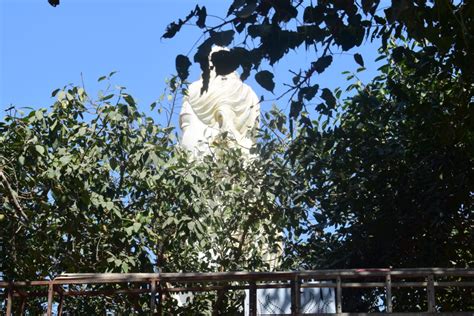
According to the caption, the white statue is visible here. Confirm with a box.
[179,46,260,157]
[175,48,282,308]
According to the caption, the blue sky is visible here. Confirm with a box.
[1,0,382,126]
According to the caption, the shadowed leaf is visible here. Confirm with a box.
[176,55,192,81]
[321,88,336,108]
[211,50,239,76]
[255,70,275,92]
[48,0,59,7]
[354,53,364,67]
[196,6,207,28]
[312,56,333,74]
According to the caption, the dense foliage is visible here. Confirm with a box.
[287,41,473,311]
[0,79,298,313]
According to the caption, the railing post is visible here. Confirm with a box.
[385,274,393,312]
[46,282,54,316]
[20,296,26,316]
[336,276,342,313]
[249,281,257,316]
[57,293,64,315]
[157,280,163,316]
[214,286,226,315]
[291,276,301,315]
[427,274,435,312]
[5,283,13,316]
[55,285,64,315]
[150,280,157,315]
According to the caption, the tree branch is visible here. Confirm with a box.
[0,170,28,221]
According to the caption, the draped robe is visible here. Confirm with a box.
[179,66,260,156]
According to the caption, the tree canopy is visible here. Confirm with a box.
[0,77,299,313]
[165,0,472,124]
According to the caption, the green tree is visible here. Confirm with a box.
[0,77,298,313]
[287,41,473,311]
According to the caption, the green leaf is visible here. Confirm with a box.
[123,94,135,106]
[100,94,114,101]
[133,222,141,232]
[35,145,45,155]
[56,90,66,100]
[125,226,134,236]
[35,110,44,121]
[122,262,129,273]
[255,70,275,92]
[163,217,174,228]
[59,155,71,164]
[105,201,114,211]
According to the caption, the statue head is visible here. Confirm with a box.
[179,46,260,157]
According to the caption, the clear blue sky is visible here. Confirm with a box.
[1,0,382,126]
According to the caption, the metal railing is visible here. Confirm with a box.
[1,268,473,315]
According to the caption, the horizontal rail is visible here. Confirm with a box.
[2,267,471,287]
[53,267,474,282]
[0,271,473,292]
